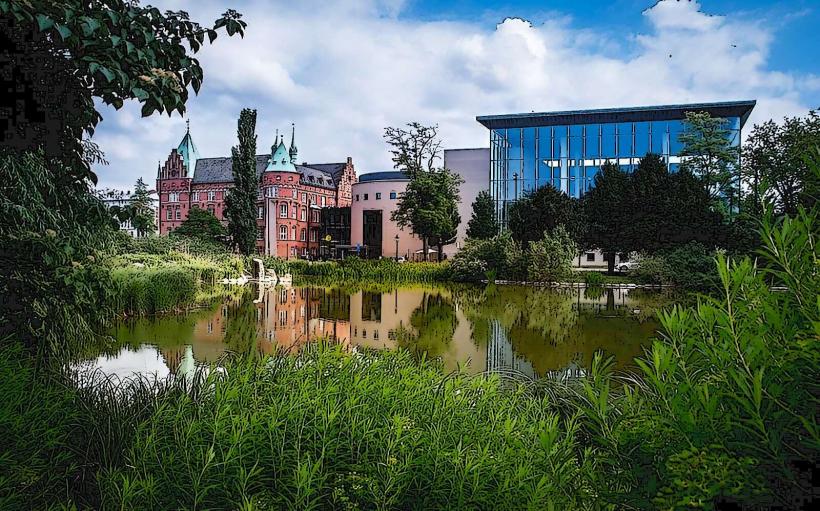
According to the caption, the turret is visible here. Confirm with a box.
[289,123,298,164]
[176,119,200,176]
[265,131,296,172]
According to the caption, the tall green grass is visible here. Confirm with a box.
[265,257,450,283]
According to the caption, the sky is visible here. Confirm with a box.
[93,0,820,191]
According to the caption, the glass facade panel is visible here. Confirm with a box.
[485,104,748,226]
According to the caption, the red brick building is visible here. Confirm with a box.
[157,123,356,257]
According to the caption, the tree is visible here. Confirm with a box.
[129,178,155,237]
[742,111,820,217]
[385,123,463,261]
[225,108,258,255]
[173,208,226,241]
[466,190,498,240]
[0,0,246,182]
[392,168,463,262]
[580,161,630,273]
[507,184,581,248]
[679,111,740,209]
[383,123,442,177]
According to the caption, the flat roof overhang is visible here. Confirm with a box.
[476,100,756,130]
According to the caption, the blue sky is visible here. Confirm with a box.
[94,0,819,191]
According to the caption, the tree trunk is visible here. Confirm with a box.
[436,243,443,262]
[606,251,616,274]
[422,237,428,262]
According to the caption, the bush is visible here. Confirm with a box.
[632,242,718,289]
[527,225,576,282]
[582,271,605,286]
[450,231,525,282]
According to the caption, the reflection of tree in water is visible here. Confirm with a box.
[456,285,671,377]
[396,292,456,360]
[222,286,261,356]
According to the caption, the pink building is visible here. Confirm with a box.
[349,172,424,260]
[156,123,357,257]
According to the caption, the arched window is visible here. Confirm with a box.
[300,207,306,221]
[292,226,297,240]
[279,225,287,240]
[279,203,288,218]
[300,228,306,241]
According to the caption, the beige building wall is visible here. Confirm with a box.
[443,148,490,258]
[350,176,424,259]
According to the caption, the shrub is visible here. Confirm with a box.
[582,271,605,286]
[632,242,718,289]
[450,232,525,282]
[526,225,576,282]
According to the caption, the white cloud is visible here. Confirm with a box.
[93,0,819,190]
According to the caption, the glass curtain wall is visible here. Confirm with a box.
[489,118,741,225]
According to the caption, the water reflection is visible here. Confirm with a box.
[79,284,675,382]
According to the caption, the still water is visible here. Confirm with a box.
[76,284,676,382]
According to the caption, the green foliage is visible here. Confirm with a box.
[0,151,117,350]
[631,242,718,290]
[582,271,605,286]
[266,256,450,283]
[508,184,582,247]
[741,111,820,216]
[580,160,630,272]
[225,108,259,255]
[385,123,463,260]
[129,177,156,236]
[0,0,246,181]
[449,231,525,282]
[679,111,740,206]
[110,266,199,314]
[466,190,499,240]
[527,225,577,282]
[173,207,226,241]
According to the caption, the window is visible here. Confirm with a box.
[321,196,326,206]
[375,192,381,200]
[373,330,379,340]
[257,227,264,240]
[300,228,306,241]
[175,207,181,220]
[310,229,318,242]
[207,206,215,216]
[257,206,264,219]
[280,203,288,218]
[288,176,293,182]
[208,191,216,201]
[586,252,595,262]
[292,226,297,241]
[389,191,397,199]
[300,208,306,221]
[362,329,367,339]
[355,194,359,201]
[192,191,199,201]
[292,205,297,219]
[279,225,287,240]
[302,192,307,203]
[166,209,172,220]
[363,193,368,200]
[169,192,179,202]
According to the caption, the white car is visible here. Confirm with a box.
[617,260,640,272]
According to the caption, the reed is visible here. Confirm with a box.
[265,257,451,283]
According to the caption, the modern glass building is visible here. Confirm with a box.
[477,100,756,224]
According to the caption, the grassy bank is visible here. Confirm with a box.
[265,257,451,283]
[106,252,244,316]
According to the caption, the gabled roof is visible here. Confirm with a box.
[191,155,336,189]
[476,100,757,130]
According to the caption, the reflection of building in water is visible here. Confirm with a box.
[159,345,196,379]
[486,320,537,379]
[256,286,350,353]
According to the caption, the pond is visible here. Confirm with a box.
[75,284,678,383]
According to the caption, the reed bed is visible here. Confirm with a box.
[266,257,450,283]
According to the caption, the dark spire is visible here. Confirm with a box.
[289,122,298,163]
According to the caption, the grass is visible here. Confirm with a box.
[265,257,451,284]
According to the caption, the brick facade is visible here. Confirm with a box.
[156,126,356,257]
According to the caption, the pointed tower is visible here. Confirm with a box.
[265,131,296,172]
[289,123,298,164]
[176,119,200,176]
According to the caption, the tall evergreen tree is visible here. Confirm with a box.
[129,177,156,237]
[507,184,582,248]
[466,190,498,240]
[580,161,630,273]
[225,108,259,255]
[679,111,740,210]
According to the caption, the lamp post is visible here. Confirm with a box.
[394,234,400,261]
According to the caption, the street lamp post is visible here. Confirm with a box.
[394,234,400,261]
